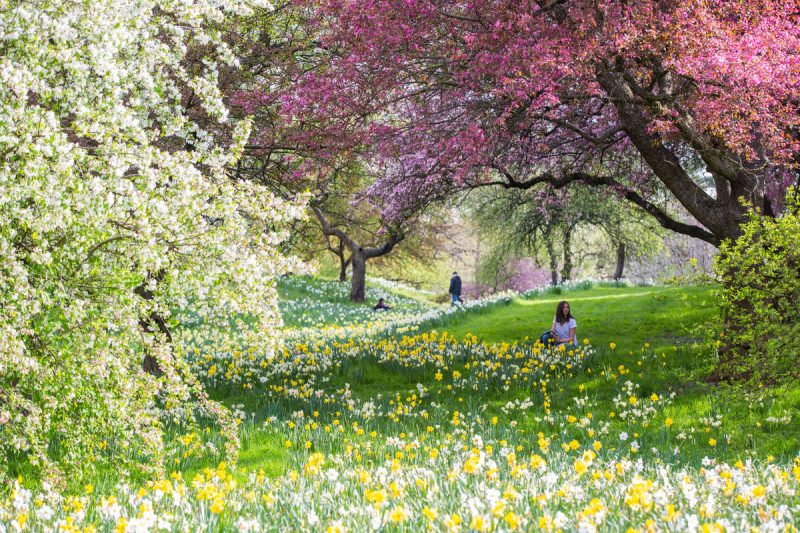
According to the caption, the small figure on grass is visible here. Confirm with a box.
[373,297,391,311]
[449,271,463,305]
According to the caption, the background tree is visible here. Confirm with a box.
[310,198,406,302]
[216,6,429,301]
[326,235,353,282]
[471,188,567,286]
[470,185,664,285]
[366,214,453,286]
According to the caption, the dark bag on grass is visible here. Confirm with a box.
[538,330,556,346]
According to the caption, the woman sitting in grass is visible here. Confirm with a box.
[551,300,577,346]
[373,297,391,311]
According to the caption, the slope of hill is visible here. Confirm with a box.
[5,278,799,532]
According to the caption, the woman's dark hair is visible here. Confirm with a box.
[555,300,573,324]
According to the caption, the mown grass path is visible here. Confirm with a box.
[442,285,716,349]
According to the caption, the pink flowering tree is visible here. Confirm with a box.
[247,0,800,247]
[506,259,552,292]
[225,8,434,302]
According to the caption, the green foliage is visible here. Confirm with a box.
[0,0,302,486]
[468,184,666,285]
[713,188,800,383]
[661,257,715,286]
[475,244,516,290]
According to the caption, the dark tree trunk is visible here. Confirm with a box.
[613,242,626,281]
[134,272,169,377]
[594,66,754,245]
[350,250,367,302]
[561,226,573,283]
[327,236,351,282]
[311,206,404,303]
[546,236,558,286]
[338,253,351,282]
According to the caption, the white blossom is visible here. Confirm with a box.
[0,0,303,482]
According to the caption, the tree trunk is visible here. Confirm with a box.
[546,236,558,286]
[613,242,625,281]
[595,67,749,245]
[310,206,404,302]
[325,236,351,282]
[134,272,169,377]
[561,226,573,283]
[350,250,367,302]
[338,253,351,282]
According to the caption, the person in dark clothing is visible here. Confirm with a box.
[449,272,463,305]
[373,297,391,310]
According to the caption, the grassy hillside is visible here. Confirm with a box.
[208,281,799,481]
[442,285,716,349]
[435,284,800,462]
[7,279,800,532]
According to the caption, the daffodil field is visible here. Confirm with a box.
[2,278,799,532]
[5,0,800,530]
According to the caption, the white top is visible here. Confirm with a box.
[552,317,577,345]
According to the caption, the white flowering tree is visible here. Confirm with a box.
[0,0,303,483]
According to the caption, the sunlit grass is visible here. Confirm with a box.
[6,278,800,533]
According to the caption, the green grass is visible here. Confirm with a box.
[427,283,799,464]
[177,282,799,478]
[16,280,800,493]
[441,284,717,348]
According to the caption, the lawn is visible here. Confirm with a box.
[201,281,798,478]
[5,279,800,532]
[442,284,716,349]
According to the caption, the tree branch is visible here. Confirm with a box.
[84,235,132,263]
[487,164,719,245]
[311,205,356,250]
[363,230,405,259]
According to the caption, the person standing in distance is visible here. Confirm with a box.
[551,300,577,346]
[449,271,463,305]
